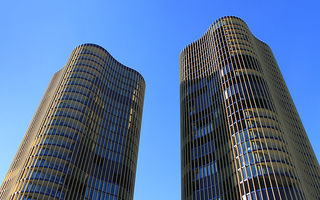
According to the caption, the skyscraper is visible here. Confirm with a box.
[0,44,145,200]
[180,16,320,200]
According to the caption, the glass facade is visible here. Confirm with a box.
[180,16,320,200]
[0,44,145,200]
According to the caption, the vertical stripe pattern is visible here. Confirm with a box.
[179,16,320,200]
[0,43,145,200]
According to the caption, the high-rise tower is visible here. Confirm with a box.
[0,44,145,200]
[180,16,320,200]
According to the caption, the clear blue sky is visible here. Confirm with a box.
[0,0,319,199]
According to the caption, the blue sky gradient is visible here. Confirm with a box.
[0,1,319,199]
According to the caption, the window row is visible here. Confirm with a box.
[233,129,284,146]
[52,109,86,124]
[40,136,74,151]
[35,147,71,162]
[48,119,84,133]
[237,151,291,167]
[26,169,64,185]
[18,182,64,199]
[191,141,215,160]
[30,158,70,174]
[238,164,296,182]
[87,176,119,195]
[44,128,79,141]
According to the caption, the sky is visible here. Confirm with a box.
[0,0,319,199]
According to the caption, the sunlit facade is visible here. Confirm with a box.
[180,16,320,200]
[0,44,145,200]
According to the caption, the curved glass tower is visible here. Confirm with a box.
[0,44,145,200]
[180,16,320,200]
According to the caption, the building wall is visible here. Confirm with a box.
[0,44,145,200]
[180,16,320,200]
[256,39,320,200]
